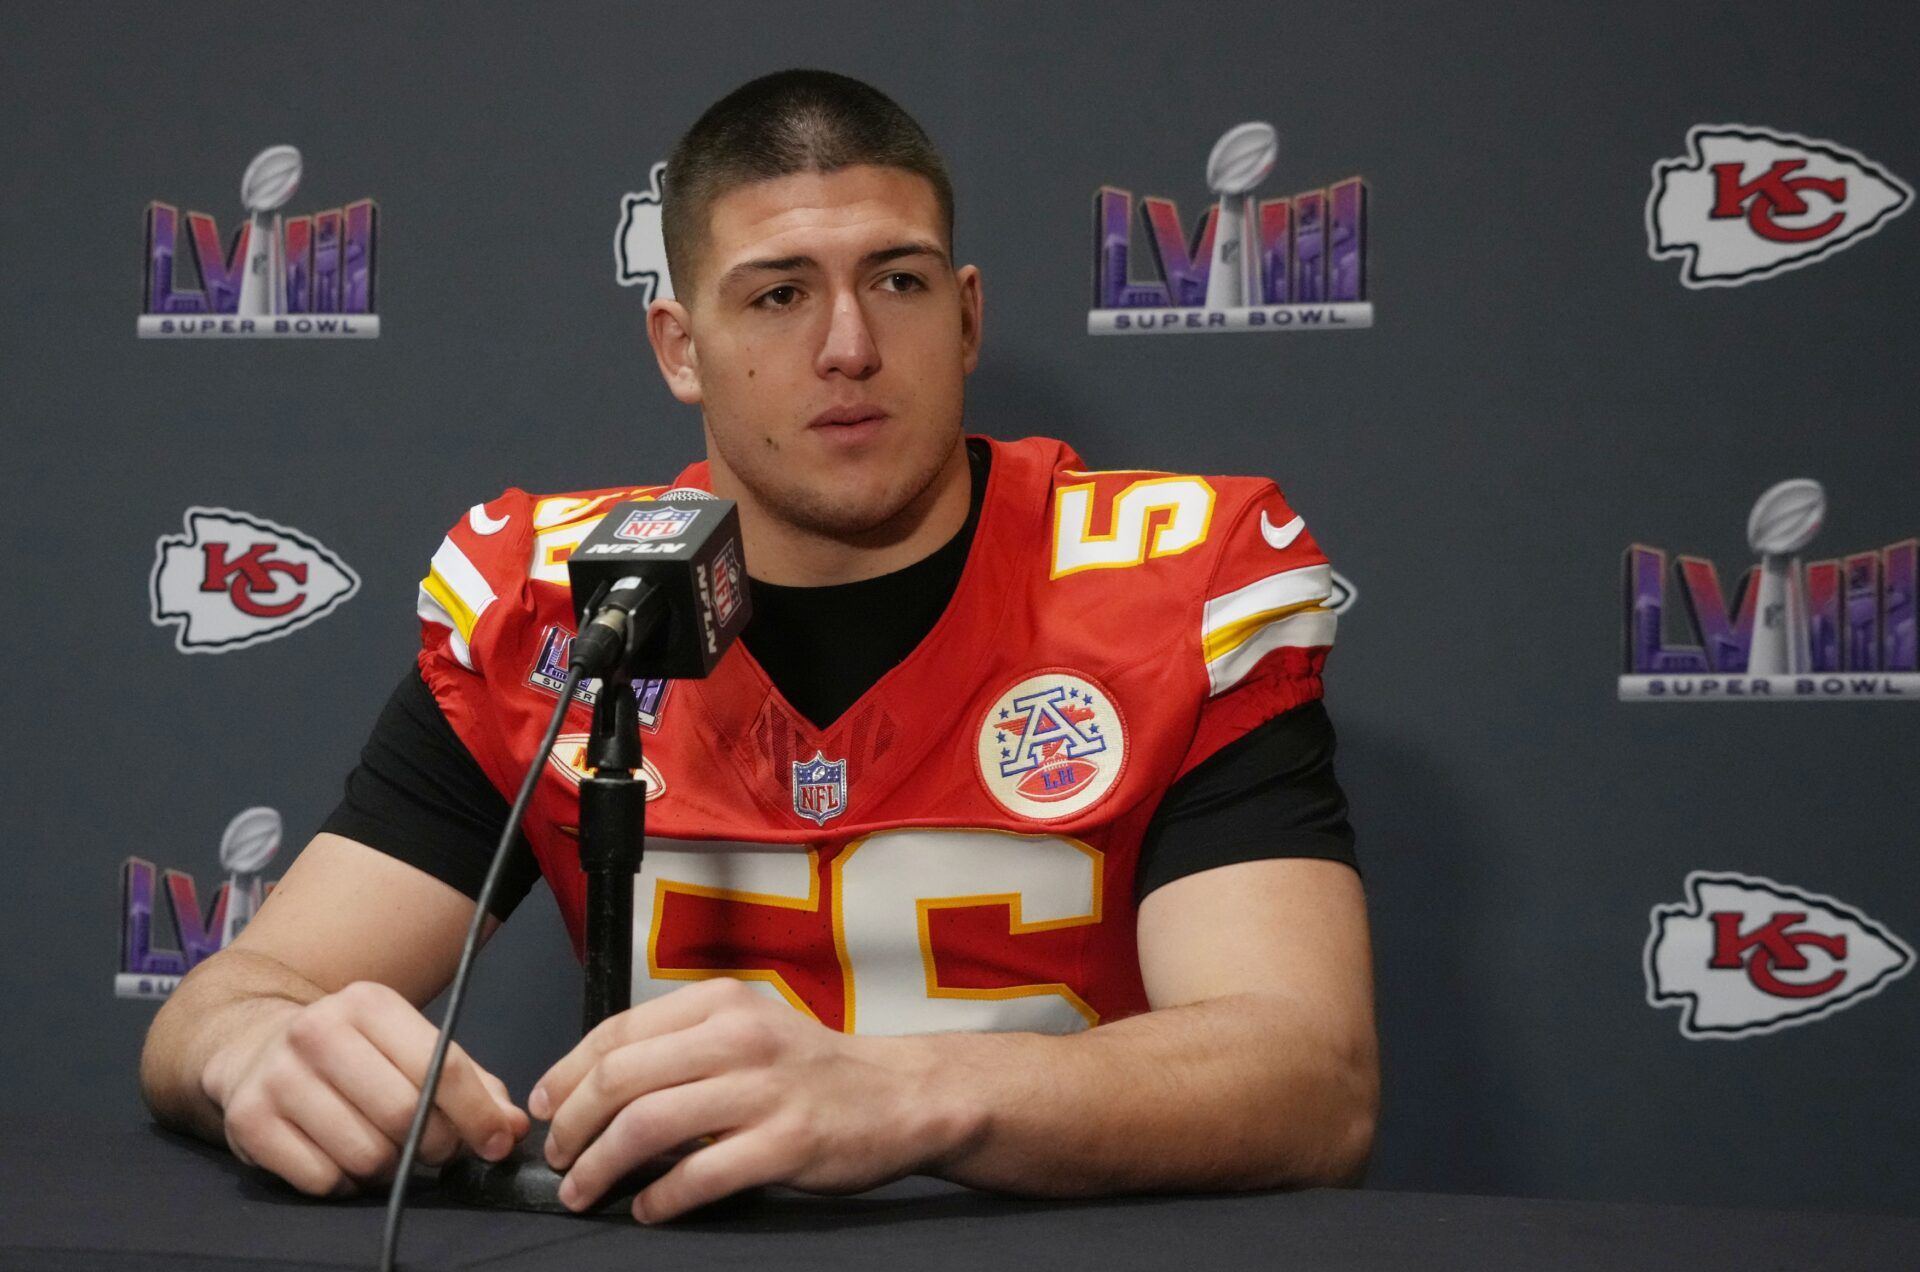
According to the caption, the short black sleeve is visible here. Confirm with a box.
[1133,699,1359,904]
[318,667,542,920]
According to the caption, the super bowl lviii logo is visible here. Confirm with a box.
[141,145,379,337]
[1646,872,1912,1038]
[1648,124,1911,288]
[119,808,283,999]
[1622,480,1917,700]
[1091,122,1370,335]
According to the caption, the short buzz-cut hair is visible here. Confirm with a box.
[660,69,955,296]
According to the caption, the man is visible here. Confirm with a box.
[141,69,1377,1223]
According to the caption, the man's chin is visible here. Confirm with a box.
[776,487,921,541]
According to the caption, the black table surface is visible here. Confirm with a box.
[3,1119,1913,1271]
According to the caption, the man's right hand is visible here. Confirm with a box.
[204,980,529,1197]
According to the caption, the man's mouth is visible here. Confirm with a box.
[807,405,889,430]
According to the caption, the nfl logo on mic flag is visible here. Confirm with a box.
[616,506,699,540]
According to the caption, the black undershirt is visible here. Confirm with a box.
[321,440,1356,918]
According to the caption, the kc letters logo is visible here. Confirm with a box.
[1646,872,1913,1038]
[152,508,360,653]
[119,808,282,1000]
[1091,122,1370,335]
[141,145,379,337]
[1621,480,1917,700]
[1647,125,1912,288]
[616,161,674,303]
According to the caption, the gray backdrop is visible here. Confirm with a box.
[3,1,1914,1216]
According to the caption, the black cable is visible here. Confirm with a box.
[377,659,586,1272]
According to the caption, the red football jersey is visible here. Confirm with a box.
[416,435,1336,1036]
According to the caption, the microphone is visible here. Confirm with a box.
[567,575,659,678]
[565,497,753,678]
[380,494,751,1270]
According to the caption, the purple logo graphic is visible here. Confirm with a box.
[1090,122,1371,335]
[527,623,669,728]
[140,145,378,338]
[119,808,283,1000]
[1622,479,1917,700]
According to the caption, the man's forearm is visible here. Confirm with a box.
[139,948,327,1144]
[895,991,1377,1197]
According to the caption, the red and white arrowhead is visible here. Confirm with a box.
[1645,871,1914,1039]
[1647,124,1912,288]
[150,507,359,653]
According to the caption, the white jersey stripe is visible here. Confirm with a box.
[427,536,497,639]
[415,586,476,670]
[1202,563,1332,638]
[1205,608,1337,697]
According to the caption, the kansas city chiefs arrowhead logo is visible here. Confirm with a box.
[615,160,674,304]
[1647,124,1913,288]
[1645,871,1913,1039]
[151,508,360,652]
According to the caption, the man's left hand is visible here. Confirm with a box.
[531,976,971,1222]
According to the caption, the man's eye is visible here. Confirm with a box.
[754,285,800,309]
[881,272,924,292]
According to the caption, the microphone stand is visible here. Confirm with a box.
[439,630,676,1213]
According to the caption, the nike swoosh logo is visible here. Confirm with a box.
[1260,510,1304,550]
[468,504,510,535]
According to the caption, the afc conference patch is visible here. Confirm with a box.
[792,751,848,826]
[976,671,1128,821]
[615,506,698,540]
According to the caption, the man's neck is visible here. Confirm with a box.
[722,438,974,587]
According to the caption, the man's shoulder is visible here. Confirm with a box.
[984,435,1320,588]
[417,474,702,673]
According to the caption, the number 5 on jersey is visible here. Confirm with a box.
[1051,476,1216,578]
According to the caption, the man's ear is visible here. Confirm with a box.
[955,263,983,375]
[646,299,703,405]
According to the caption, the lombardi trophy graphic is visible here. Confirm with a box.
[235,146,303,318]
[1745,478,1825,675]
[217,806,283,948]
[1203,123,1278,310]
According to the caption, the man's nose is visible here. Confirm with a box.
[815,289,880,380]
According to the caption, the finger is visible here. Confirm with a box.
[534,980,740,1118]
[289,1010,467,1166]
[479,1069,532,1139]
[546,1020,739,1169]
[274,1062,405,1185]
[558,1075,747,1213]
[237,1116,355,1199]
[346,987,522,1154]
[633,1130,784,1224]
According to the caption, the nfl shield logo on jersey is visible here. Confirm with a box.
[977,671,1128,821]
[791,752,848,826]
[615,506,698,540]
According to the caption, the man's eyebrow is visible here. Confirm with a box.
[859,241,948,269]
[717,242,948,292]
